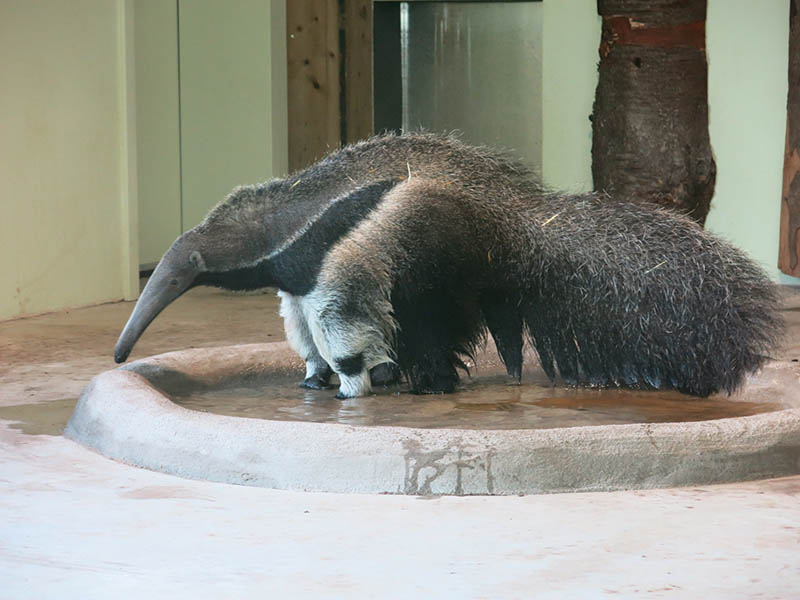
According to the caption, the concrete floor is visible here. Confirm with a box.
[2,285,800,598]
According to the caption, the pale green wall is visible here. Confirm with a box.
[178,0,288,231]
[541,0,600,192]
[0,0,288,320]
[135,0,287,266]
[135,0,182,267]
[0,0,137,320]
[705,0,795,283]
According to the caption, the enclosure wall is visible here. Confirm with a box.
[0,0,137,320]
[0,0,794,323]
[541,0,601,193]
[705,0,791,281]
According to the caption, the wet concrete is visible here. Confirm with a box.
[0,398,78,436]
[0,283,283,407]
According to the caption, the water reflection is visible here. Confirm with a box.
[168,371,784,431]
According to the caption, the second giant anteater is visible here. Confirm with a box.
[115,133,782,398]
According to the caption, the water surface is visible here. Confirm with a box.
[166,371,783,430]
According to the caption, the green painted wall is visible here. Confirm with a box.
[0,0,288,320]
[0,0,137,320]
[705,0,794,282]
[136,0,288,265]
[541,0,600,193]
[178,0,288,232]
[134,0,182,267]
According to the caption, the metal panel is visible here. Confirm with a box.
[375,1,543,170]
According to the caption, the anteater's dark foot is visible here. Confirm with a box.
[410,386,453,395]
[369,362,402,387]
[300,375,333,390]
[408,368,459,395]
[300,366,334,390]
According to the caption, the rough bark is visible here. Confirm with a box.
[780,0,800,276]
[592,0,716,225]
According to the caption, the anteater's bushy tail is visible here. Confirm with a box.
[516,194,783,397]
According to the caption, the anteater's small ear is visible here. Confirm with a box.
[189,250,206,271]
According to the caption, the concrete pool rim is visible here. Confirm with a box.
[64,342,800,495]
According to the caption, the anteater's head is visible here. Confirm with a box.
[113,184,280,364]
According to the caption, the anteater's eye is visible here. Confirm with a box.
[188,250,206,270]
[169,278,178,286]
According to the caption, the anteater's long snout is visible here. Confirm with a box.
[114,253,198,363]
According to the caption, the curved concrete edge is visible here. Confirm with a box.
[64,343,800,495]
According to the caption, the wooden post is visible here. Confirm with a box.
[287,0,373,173]
[342,0,373,144]
[592,0,716,225]
[780,0,800,276]
[287,1,341,172]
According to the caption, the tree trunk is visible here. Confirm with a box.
[592,0,716,225]
[780,0,800,276]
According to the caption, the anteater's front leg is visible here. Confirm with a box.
[303,282,395,399]
[278,290,333,389]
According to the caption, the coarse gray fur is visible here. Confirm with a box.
[114,133,783,399]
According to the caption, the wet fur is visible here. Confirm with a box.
[192,133,782,398]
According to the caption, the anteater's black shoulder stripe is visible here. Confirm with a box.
[196,180,398,294]
[268,179,398,295]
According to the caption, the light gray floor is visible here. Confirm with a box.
[2,285,799,599]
